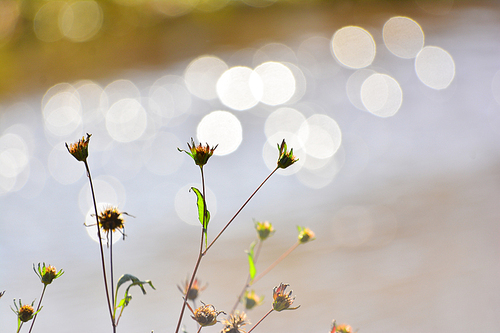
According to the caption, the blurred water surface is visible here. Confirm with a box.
[1,1,500,333]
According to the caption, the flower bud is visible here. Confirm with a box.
[254,220,275,241]
[178,138,218,167]
[297,226,315,244]
[66,133,91,162]
[277,139,298,169]
[243,290,264,310]
[34,263,64,286]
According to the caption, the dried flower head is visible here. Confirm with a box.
[297,226,316,244]
[191,302,225,327]
[178,278,207,302]
[242,290,264,310]
[0,290,5,299]
[66,133,91,162]
[34,262,64,285]
[277,139,298,169]
[11,299,40,323]
[221,311,249,333]
[272,283,300,312]
[178,138,218,167]
[254,220,275,241]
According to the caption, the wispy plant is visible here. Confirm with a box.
[66,134,154,333]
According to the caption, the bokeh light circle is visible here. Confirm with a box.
[60,0,103,42]
[216,66,263,111]
[78,176,126,216]
[175,184,217,226]
[299,114,342,159]
[43,90,82,137]
[184,55,228,100]
[296,152,344,189]
[103,79,141,109]
[105,98,147,142]
[148,75,192,124]
[383,16,424,59]
[196,111,242,156]
[415,46,455,90]
[0,133,29,180]
[142,132,183,175]
[361,73,403,117]
[33,1,66,42]
[264,107,307,142]
[332,26,376,69]
[254,61,296,106]
[48,145,84,184]
[346,69,377,111]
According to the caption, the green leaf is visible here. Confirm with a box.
[246,241,257,281]
[190,187,210,248]
[190,187,210,229]
[115,274,155,312]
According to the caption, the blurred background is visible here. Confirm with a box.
[1,0,500,332]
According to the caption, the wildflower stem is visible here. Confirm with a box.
[110,232,116,324]
[230,240,263,314]
[196,326,203,333]
[247,309,274,333]
[27,285,46,333]
[203,166,279,256]
[251,241,300,286]
[84,160,115,332]
[174,167,207,333]
[16,322,23,333]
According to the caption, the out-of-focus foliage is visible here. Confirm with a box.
[0,0,328,100]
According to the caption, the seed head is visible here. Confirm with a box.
[98,206,125,232]
[272,283,300,312]
[191,302,225,327]
[66,133,91,162]
[221,311,249,333]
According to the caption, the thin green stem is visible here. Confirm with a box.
[247,309,274,333]
[174,167,207,333]
[251,241,300,286]
[84,161,115,332]
[110,232,116,330]
[203,167,279,256]
[230,240,263,314]
[27,285,46,333]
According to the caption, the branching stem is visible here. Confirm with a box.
[251,241,300,286]
[203,167,278,255]
[231,240,263,314]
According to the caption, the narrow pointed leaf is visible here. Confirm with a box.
[246,241,257,281]
[190,187,210,229]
